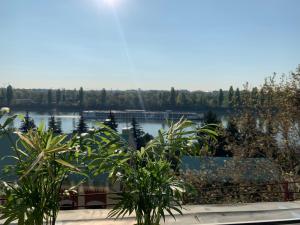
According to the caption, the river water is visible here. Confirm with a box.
[2,111,227,136]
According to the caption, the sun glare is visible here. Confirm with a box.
[103,0,118,7]
[91,0,122,10]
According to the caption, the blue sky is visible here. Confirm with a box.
[0,0,300,91]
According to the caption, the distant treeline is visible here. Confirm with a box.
[0,85,257,111]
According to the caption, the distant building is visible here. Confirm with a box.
[83,110,202,121]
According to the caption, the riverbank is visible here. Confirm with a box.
[6,106,232,115]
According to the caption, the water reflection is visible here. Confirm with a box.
[1,111,228,136]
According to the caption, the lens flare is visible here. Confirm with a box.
[103,0,118,6]
[90,0,145,110]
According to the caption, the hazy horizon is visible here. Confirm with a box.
[2,86,225,92]
[1,0,300,91]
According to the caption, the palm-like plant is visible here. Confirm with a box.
[108,149,185,225]
[105,118,217,225]
[0,125,83,225]
[145,118,218,171]
[0,113,127,225]
[0,111,217,225]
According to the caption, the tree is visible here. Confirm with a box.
[48,115,62,134]
[6,85,13,106]
[226,118,240,140]
[203,110,220,125]
[176,92,187,109]
[47,89,53,106]
[142,133,153,146]
[56,89,61,105]
[79,87,84,108]
[131,118,153,150]
[199,94,208,107]
[228,86,234,107]
[62,89,66,103]
[200,111,223,157]
[104,110,118,131]
[75,113,88,134]
[222,117,240,156]
[0,88,6,105]
[251,87,259,106]
[259,88,265,106]
[218,89,224,107]
[169,87,176,109]
[213,129,233,157]
[100,88,107,109]
[131,118,143,148]
[0,87,275,111]
[20,111,36,133]
[235,88,241,106]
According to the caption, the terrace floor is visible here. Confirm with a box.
[2,201,300,224]
[54,201,300,225]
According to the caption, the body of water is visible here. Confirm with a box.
[2,111,227,136]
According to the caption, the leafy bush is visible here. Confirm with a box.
[102,118,217,225]
[0,109,125,225]
[109,149,185,225]
[0,125,85,225]
[0,111,217,225]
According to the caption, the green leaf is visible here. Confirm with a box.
[3,115,18,128]
[55,159,80,172]
[16,132,35,149]
[199,128,218,136]
[38,122,45,133]
[20,151,44,180]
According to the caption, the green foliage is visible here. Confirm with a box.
[0,120,125,225]
[0,108,218,225]
[95,118,217,225]
[226,117,240,140]
[108,150,184,225]
[48,116,62,134]
[19,111,36,133]
[104,110,118,131]
[203,110,220,125]
[0,107,17,135]
[2,125,125,225]
[100,88,107,108]
[79,87,84,107]
[0,89,6,106]
[1,87,238,110]
[198,111,224,157]
[0,123,84,225]
[74,113,88,134]
[234,88,241,106]
[131,118,153,150]
[6,86,13,106]
[0,110,125,225]
[169,87,177,108]
[218,89,224,106]
[251,87,259,106]
[226,66,300,175]
[55,89,61,105]
[176,92,188,108]
[47,90,52,106]
[228,86,234,107]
